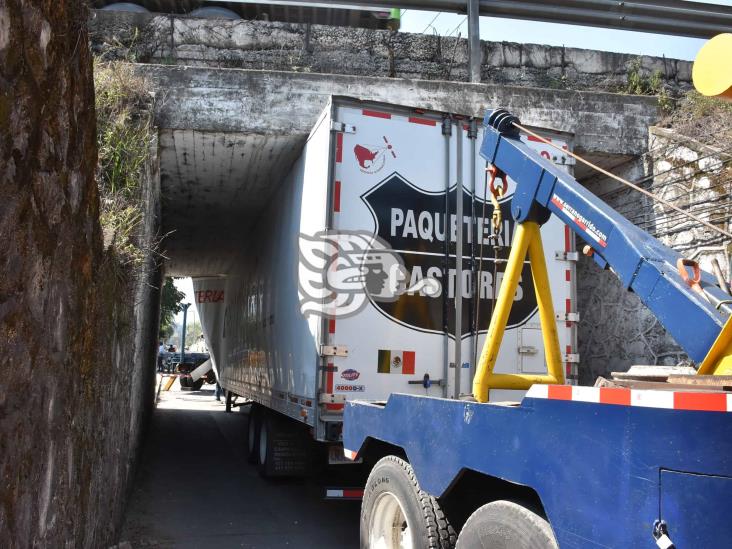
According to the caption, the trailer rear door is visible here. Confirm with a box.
[323,99,576,403]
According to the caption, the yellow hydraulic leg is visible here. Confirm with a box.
[697,316,732,375]
[472,222,564,403]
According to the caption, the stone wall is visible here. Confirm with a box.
[89,10,692,94]
[576,127,731,382]
[0,2,161,547]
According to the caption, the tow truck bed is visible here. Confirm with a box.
[344,386,732,547]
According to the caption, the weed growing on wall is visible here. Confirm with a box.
[94,61,155,267]
[625,57,674,114]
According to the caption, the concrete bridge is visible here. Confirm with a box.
[88,10,668,277]
[134,65,659,276]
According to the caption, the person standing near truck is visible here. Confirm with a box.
[157,341,165,372]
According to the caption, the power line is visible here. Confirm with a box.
[446,15,467,38]
[421,11,442,34]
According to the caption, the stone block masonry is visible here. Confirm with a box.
[0,2,161,547]
[89,10,692,95]
[576,126,732,382]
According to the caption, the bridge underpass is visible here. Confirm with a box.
[119,64,659,545]
[144,64,659,276]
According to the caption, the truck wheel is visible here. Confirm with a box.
[455,500,557,549]
[191,378,204,391]
[361,456,456,549]
[179,376,191,389]
[247,405,261,464]
[257,412,276,477]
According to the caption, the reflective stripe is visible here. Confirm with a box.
[526,384,732,412]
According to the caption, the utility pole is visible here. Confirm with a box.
[467,0,481,83]
[180,303,191,367]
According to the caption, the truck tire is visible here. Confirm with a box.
[257,412,277,477]
[179,376,191,389]
[191,378,204,391]
[361,456,456,549]
[455,500,557,549]
[247,405,261,464]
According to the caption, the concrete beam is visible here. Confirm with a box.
[140,64,658,156]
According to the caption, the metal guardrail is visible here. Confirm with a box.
[222,0,731,82]
[222,0,732,39]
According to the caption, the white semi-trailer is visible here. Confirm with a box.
[193,97,577,477]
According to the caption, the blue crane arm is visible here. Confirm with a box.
[480,110,731,364]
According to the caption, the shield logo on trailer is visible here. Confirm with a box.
[360,172,538,337]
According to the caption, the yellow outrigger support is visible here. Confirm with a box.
[472,221,564,403]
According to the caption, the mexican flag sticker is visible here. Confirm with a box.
[377,350,415,375]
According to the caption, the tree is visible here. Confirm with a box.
[159,277,185,341]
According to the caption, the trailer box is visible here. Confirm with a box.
[193,96,577,445]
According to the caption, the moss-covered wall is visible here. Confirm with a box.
[0,2,161,547]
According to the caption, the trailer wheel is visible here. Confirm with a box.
[258,412,277,477]
[247,405,261,464]
[455,500,557,549]
[361,456,456,549]
[191,378,204,391]
[179,376,191,389]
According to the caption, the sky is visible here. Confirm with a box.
[173,277,198,327]
[399,1,732,61]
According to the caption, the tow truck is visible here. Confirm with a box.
[343,100,732,547]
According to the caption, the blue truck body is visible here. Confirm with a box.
[343,109,732,548]
[344,389,732,547]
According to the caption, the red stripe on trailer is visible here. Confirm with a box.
[363,109,391,119]
[335,133,343,163]
[565,269,571,282]
[326,403,344,411]
[344,489,364,498]
[548,385,572,400]
[327,362,334,392]
[408,117,437,126]
[564,225,571,252]
[565,299,572,328]
[328,318,336,334]
[333,180,341,212]
[674,392,728,412]
[528,134,551,143]
[600,387,632,406]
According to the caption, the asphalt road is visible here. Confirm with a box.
[119,379,360,548]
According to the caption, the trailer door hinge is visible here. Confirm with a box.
[331,121,356,133]
[319,393,347,404]
[555,251,579,261]
[556,312,580,322]
[320,344,349,357]
[563,353,580,363]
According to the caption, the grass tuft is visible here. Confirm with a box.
[94,60,155,267]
